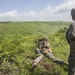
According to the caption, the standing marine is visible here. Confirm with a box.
[66,8,75,75]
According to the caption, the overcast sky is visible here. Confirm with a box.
[0,0,75,21]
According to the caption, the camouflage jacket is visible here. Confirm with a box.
[66,22,75,44]
[38,41,52,54]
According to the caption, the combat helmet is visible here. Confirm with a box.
[43,37,48,41]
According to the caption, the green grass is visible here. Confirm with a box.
[0,21,70,75]
[0,21,70,35]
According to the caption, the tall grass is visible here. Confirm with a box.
[0,21,70,75]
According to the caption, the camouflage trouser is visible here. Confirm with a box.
[68,53,75,75]
[46,53,55,59]
[36,48,66,64]
[32,54,43,67]
[36,48,55,58]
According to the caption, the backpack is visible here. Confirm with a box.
[66,22,75,44]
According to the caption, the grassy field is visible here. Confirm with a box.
[0,21,70,75]
[0,21,70,35]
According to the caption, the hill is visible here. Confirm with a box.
[0,21,70,35]
[0,21,70,75]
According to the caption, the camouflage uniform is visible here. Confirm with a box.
[32,37,54,67]
[66,8,75,75]
[32,37,68,68]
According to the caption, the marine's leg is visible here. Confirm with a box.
[46,53,55,60]
[32,54,44,68]
[54,58,68,66]
[46,53,64,62]
[46,53,68,66]
[68,54,75,75]
[68,65,75,75]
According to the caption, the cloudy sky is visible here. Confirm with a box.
[0,0,75,21]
